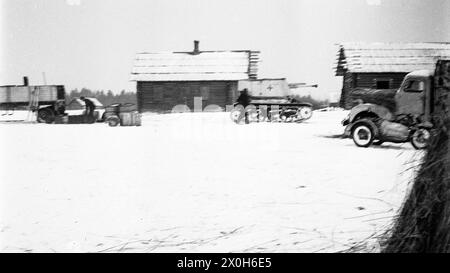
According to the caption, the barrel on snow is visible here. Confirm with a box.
[119,103,137,113]
[119,111,141,126]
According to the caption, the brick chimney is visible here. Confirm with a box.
[23,76,29,86]
[193,40,200,54]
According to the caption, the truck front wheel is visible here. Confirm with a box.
[352,123,375,148]
[37,108,55,124]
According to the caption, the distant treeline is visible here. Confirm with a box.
[65,89,330,110]
[66,88,137,106]
[292,95,330,110]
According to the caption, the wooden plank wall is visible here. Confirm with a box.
[137,81,238,113]
[340,72,407,109]
[0,85,65,105]
[354,73,407,89]
[339,73,354,108]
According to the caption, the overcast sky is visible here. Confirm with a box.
[1,0,449,100]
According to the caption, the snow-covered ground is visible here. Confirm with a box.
[0,110,421,252]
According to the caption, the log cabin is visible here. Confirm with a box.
[131,41,260,113]
[335,42,450,109]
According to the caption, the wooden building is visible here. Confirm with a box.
[131,41,259,112]
[335,43,450,109]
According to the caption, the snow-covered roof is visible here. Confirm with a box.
[130,50,259,81]
[335,42,450,75]
[406,70,435,78]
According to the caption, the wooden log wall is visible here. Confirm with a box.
[137,81,238,113]
[340,72,407,109]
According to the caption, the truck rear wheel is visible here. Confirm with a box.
[352,122,375,148]
[411,128,430,150]
[37,108,55,124]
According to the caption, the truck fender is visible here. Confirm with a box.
[347,103,394,124]
[345,118,380,139]
[416,121,434,129]
[37,104,53,109]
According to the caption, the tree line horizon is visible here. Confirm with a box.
[67,88,330,109]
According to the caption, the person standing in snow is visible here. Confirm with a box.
[236,89,251,124]
[80,96,96,123]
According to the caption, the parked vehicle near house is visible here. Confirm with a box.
[0,77,66,123]
[65,97,106,122]
[342,59,450,149]
[231,97,313,124]
[335,43,450,110]
[231,79,315,124]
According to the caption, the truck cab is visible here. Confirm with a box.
[341,59,450,149]
[343,69,436,128]
[394,70,434,123]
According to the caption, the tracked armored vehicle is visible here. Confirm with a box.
[231,79,315,123]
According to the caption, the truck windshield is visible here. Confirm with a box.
[405,80,425,92]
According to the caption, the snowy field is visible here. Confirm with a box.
[0,110,421,253]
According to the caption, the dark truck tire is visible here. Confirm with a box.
[351,119,376,148]
[411,128,431,150]
[37,108,56,124]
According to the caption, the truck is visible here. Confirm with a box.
[342,59,450,149]
[0,77,66,123]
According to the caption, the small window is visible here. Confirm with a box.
[376,80,390,89]
[405,80,425,92]
[200,86,209,100]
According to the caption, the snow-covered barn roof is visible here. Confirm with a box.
[335,42,450,76]
[130,50,260,82]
